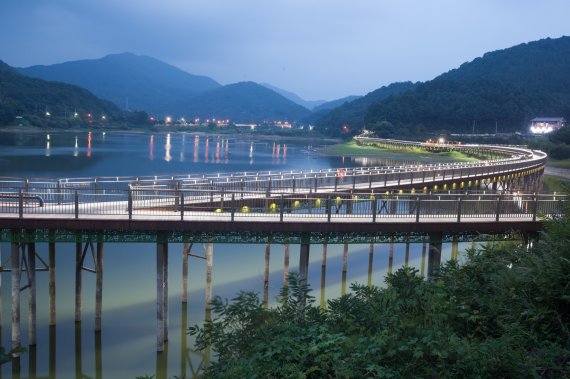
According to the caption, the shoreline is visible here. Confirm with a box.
[0,126,341,143]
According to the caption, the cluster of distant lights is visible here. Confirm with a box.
[44,111,106,120]
[530,126,554,134]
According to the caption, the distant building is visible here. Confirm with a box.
[529,117,566,134]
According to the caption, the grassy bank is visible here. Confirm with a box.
[320,140,479,163]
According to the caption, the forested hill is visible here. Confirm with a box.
[19,53,221,116]
[0,59,120,126]
[314,82,416,136]
[363,36,570,136]
[174,81,311,122]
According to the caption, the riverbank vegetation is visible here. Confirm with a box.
[190,211,570,378]
[321,140,480,163]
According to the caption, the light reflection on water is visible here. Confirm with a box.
[0,131,478,377]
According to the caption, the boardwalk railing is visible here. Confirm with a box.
[0,189,565,223]
[0,140,547,196]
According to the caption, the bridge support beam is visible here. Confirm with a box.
[156,240,168,352]
[427,233,443,281]
[205,241,213,310]
[181,242,191,303]
[367,241,374,287]
[421,241,427,277]
[299,234,310,283]
[95,239,104,332]
[28,242,36,346]
[11,241,21,355]
[388,240,394,274]
[75,240,82,323]
[49,241,56,326]
[263,241,270,307]
[283,243,290,288]
[341,241,348,296]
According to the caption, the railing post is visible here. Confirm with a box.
[220,189,224,212]
[18,189,23,219]
[292,176,296,193]
[314,175,318,193]
[231,193,235,222]
[57,179,62,205]
[128,188,133,220]
[334,175,338,191]
[495,195,501,222]
[456,197,462,223]
[327,195,332,222]
[368,172,373,189]
[180,192,184,221]
[372,197,377,223]
[74,191,79,219]
[532,193,538,222]
[352,173,356,189]
[415,197,421,222]
[279,194,284,222]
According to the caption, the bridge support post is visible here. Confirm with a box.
[341,241,348,296]
[299,233,310,283]
[95,238,104,332]
[283,243,290,288]
[427,233,443,281]
[388,240,394,274]
[451,236,459,261]
[263,241,270,307]
[420,241,427,277]
[182,242,191,303]
[205,241,213,310]
[49,241,56,326]
[367,240,374,287]
[156,239,168,352]
[28,242,36,346]
[404,240,410,268]
[75,239,82,323]
[49,322,56,379]
[11,240,21,355]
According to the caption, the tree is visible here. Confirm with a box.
[190,213,570,378]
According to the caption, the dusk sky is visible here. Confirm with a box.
[1,0,568,101]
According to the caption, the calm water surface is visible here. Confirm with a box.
[0,131,471,378]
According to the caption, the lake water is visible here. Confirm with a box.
[0,131,471,378]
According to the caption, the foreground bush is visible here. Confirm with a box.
[190,217,570,378]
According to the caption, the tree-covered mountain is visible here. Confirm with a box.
[176,81,311,122]
[312,95,361,113]
[314,82,417,136]
[260,83,324,110]
[0,59,120,126]
[18,53,221,116]
[364,36,570,136]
